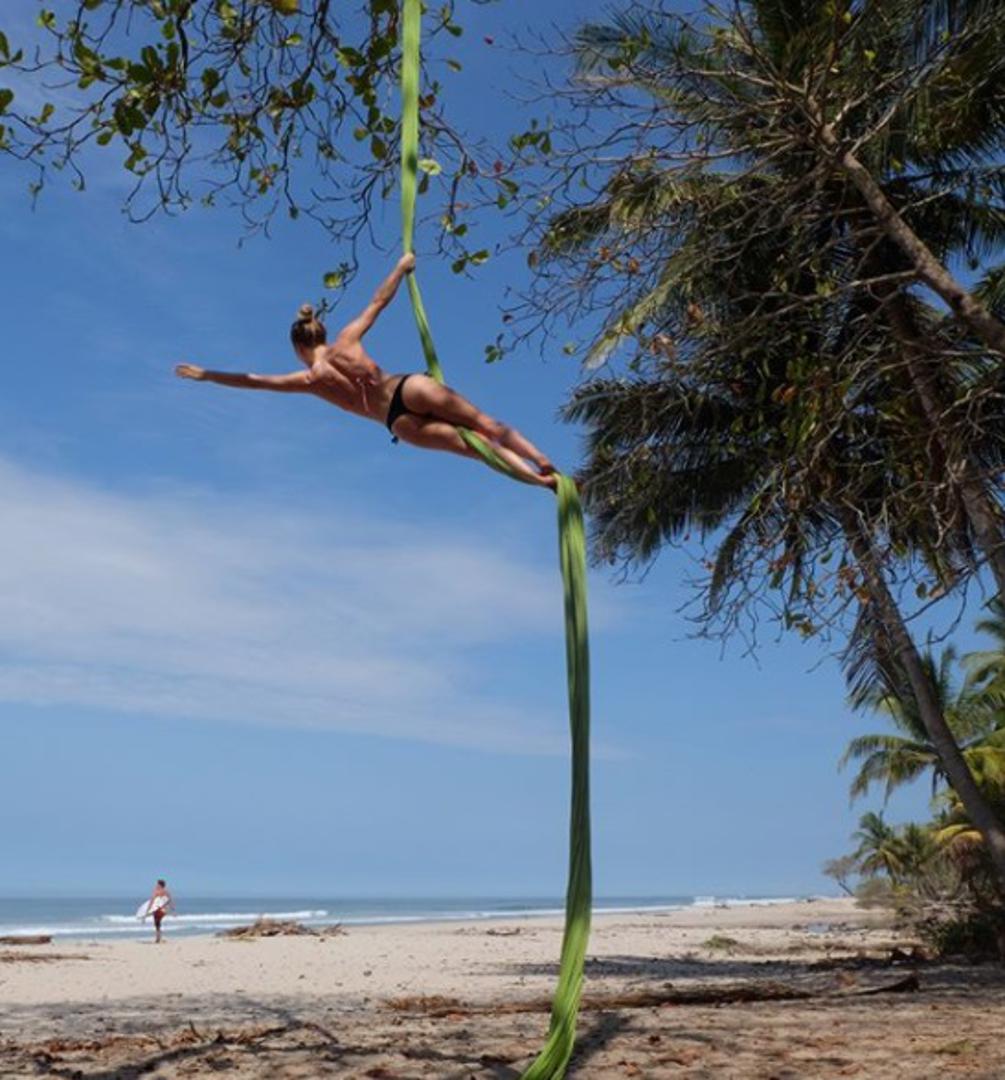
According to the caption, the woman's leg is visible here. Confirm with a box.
[393,416,556,488]
[401,375,555,474]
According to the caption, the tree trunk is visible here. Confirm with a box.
[844,516,1005,894]
[815,122,1005,357]
[883,293,1005,600]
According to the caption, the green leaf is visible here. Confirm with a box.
[323,270,344,289]
[0,32,9,60]
[0,88,12,114]
[417,157,442,175]
[469,249,490,265]
[268,0,300,13]
[370,135,387,160]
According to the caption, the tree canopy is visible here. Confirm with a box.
[0,0,507,280]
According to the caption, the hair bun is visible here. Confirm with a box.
[296,303,315,322]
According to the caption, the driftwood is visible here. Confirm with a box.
[0,935,51,945]
[218,919,345,940]
[0,951,84,964]
[385,973,921,1018]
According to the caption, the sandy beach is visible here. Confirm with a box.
[1,897,1003,1077]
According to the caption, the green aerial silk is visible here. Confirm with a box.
[399,2,592,1075]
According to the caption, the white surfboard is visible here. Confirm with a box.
[136,895,170,920]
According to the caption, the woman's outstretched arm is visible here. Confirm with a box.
[338,253,416,341]
[175,364,313,392]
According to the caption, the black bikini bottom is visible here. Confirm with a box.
[386,374,419,441]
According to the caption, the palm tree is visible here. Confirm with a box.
[841,646,1005,802]
[965,600,1005,690]
[932,787,1005,917]
[557,0,1005,597]
[545,0,1005,889]
[898,823,940,876]
[853,812,907,882]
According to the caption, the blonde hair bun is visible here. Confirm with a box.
[290,303,327,349]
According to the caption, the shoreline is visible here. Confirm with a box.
[3,897,1003,1077]
[0,893,829,944]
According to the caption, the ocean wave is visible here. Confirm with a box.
[691,896,799,908]
[100,909,329,924]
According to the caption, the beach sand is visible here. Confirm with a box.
[2,898,1003,1077]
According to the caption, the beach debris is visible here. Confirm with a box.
[485,927,522,937]
[935,1038,978,1056]
[703,934,743,953]
[218,919,345,939]
[886,945,929,965]
[0,934,52,945]
[387,994,464,1013]
[852,972,920,995]
[0,951,84,964]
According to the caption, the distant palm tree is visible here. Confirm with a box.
[965,601,1005,691]
[853,812,907,883]
[898,823,941,879]
[841,646,1005,802]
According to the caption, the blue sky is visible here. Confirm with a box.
[0,0,958,899]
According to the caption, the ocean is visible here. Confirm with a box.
[0,894,800,941]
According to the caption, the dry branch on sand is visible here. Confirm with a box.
[384,973,921,1017]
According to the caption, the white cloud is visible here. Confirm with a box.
[0,456,582,754]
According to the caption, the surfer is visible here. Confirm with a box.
[145,879,173,944]
[174,254,557,488]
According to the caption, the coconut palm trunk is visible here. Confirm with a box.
[813,120,1005,357]
[844,514,1005,893]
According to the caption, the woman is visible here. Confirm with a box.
[175,254,556,488]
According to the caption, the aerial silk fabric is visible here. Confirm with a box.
[399,2,593,1074]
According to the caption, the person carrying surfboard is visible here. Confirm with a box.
[174,254,557,489]
[144,879,174,944]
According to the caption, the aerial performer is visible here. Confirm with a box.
[175,253,556,490]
